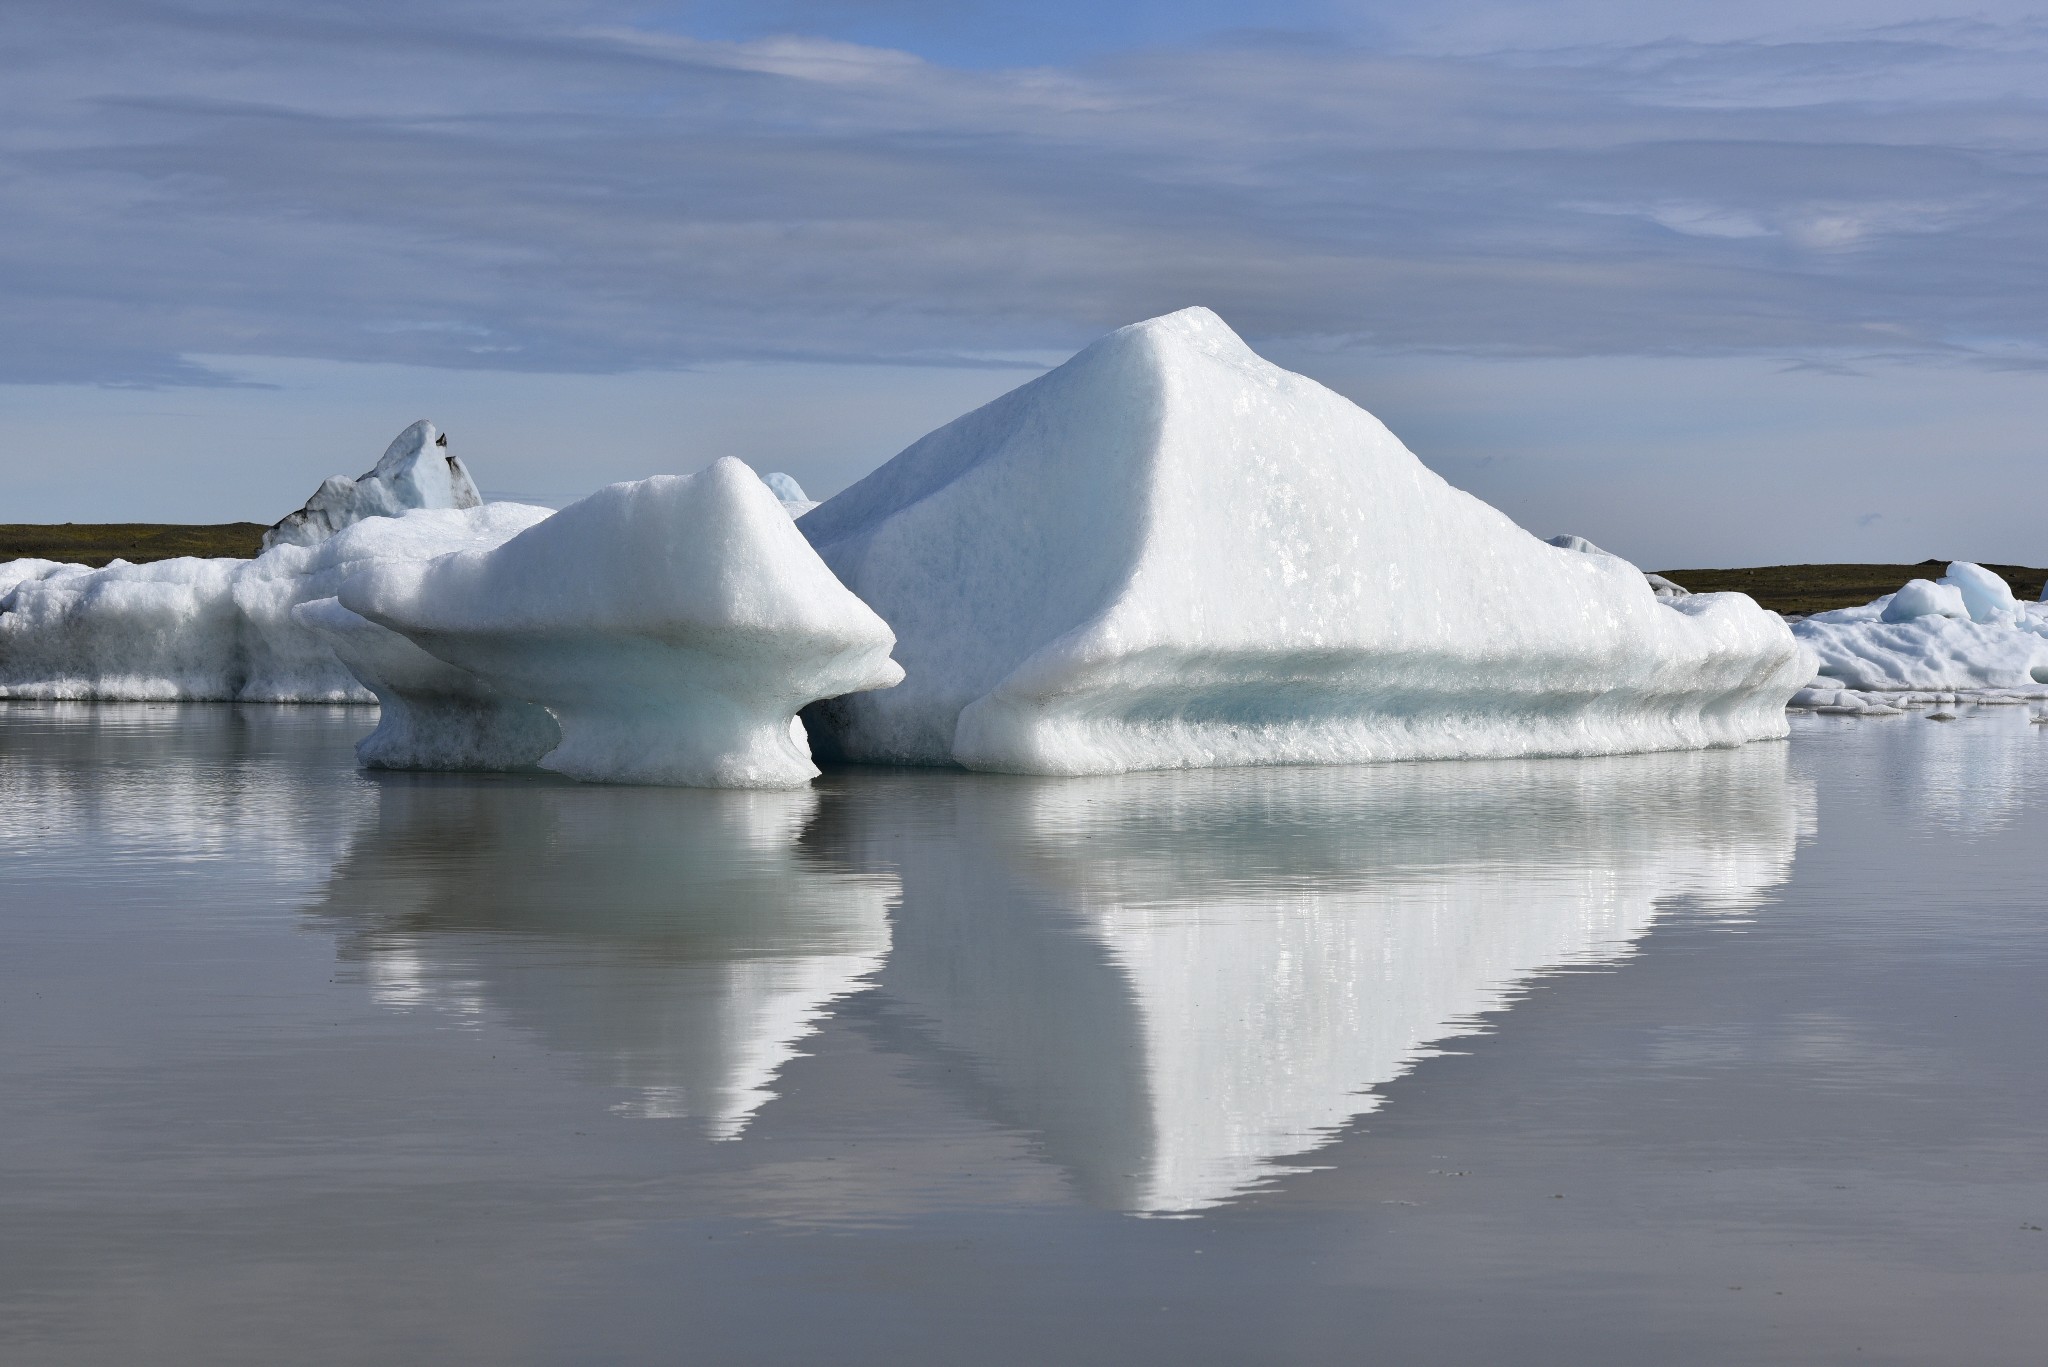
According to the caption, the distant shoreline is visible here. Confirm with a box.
[4,524,2041,618]
[1662,562,2047,615]
[0,523,266,567]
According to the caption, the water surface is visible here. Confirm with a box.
[2,703,2044,1364]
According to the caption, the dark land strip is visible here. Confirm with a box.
[0,523,267,568]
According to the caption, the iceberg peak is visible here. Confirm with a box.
[264,420,483,551]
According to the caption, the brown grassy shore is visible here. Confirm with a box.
[1657,561,2048,616]
[0,523,267,568]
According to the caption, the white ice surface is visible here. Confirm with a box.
[1791,561,2048,697]
[0,500,552,703]
[263,420,482,550]
[800,308,1808,775]
[340,457,903,788]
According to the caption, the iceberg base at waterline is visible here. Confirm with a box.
[293,597,562,771]
[339,458,904,789]
[801,308,1809,777]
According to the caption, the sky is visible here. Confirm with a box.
[2,0,2045,567]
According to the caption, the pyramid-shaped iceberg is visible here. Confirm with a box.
[800,308,1808,775]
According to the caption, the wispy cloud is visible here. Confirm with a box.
[3,0,2046,384]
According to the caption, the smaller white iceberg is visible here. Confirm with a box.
[264,420,481,550]
[1790,561,2048,705]
[761,472,819,517]
[339,458,903,788]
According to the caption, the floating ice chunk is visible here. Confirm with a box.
[1793,562,2048,697]
[1796,613,2048,693]
[760,471,819,519]
[1881,578,1969,624]
[0,555,252,700]
[264,420,481,551]
[1940,561,2019,625]
[340,457,903,788]
[0,500,552,702]
[293,597,561,771]
[800,308,1808,775]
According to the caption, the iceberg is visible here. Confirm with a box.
[761,471,819,517]
[339,458,903,788]
[0,421,548,704]
[0,498,551,703]
[263,420,481,550]
[1790,561,2048,705]
[800,307,1808,775]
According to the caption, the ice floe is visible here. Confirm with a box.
[0,421,547,703]
[1789,562,2048,710]
[0,495,551,703]
[339,458,903,788]
[799,307,1808,775]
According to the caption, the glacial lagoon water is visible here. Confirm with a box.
[2,703,2045,1365]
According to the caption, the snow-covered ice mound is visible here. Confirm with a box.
[263,420,482,550]
[0,559,97,598]
[798,307,1809,775]
[0,494,551,704]
[1789,561,2048,711]
[339,457,903,788]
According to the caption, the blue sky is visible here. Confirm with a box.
[3,0,2045,566]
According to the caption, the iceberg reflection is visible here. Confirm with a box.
[826,745,1812,1214]
[311,778,894,1138]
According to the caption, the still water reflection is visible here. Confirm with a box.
[312,783,892,1137]
[313,741,1811,1213]
[10,703,2047,1367]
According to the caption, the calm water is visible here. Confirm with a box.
[2,703,2045,1365]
